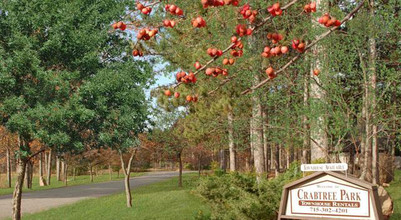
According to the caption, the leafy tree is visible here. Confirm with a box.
[79,61,152,207]
[0,0,132,218]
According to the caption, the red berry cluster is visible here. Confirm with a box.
[137,28,158,40]
[236,24,253,36]
[292,40,305,52]
[230,37,244,57]
[267,3,283,16]
[132,49,144,57]
[163,20,176,28]
[225,0,240,6]
[205,67,229,77]
[207,48,223,57]
[136,3,152,15]
[164,90,172,96]
[304,2,316,13]
[176,71,197,84]
[240,4,258,23]
[265,67,276,79]
[194,61,202,70]
[186,95,198,102]
[231,39,244,49]
[112,21,126,31]
[192,16,206,28]
[201,0,224,8]
[261,46,288,58]
[318,13,341,27]
[230,50,243,57]
[267,33,284,44]
[222,58,235,65]
[165,4,184,16]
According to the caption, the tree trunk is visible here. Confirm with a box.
[228,110,236,172]
[310,0,329,162]
[219,149,226,171]
[124,174,131,207]
[56,156,61,181]
[25,161,33,189]
[12,159,27,220]
[270,143,275,170]
[369,0,378,185]
[61,160,65,181]
[64,162,68,186]
[109,164,112,180]
[198,155,202,177]
[7,148,12,188]
[46,149,52,185]
[286,148,291,169]
[72,167,76,181]
[178,151,183,187]
[302,71,310,164]
[251,75,264,182]
[274,144,279,176]
[89,165,93,182]
[262,108,269,172]
[39,152,46,186]
[359,51,372,182]
[119,150,136,208]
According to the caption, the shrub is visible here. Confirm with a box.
[194,162,301,220]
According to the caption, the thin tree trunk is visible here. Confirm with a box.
[109,164,112,180]
[360,52,372,181]
[303,71,310,164]
[46,149,52,185]
[64,162,68,186]
[219,149,226,171]
[89,165,93,182]
[178,151,183,187]
[124,174,131,207]
[274,144,279,176]
[262,108,269,172]
[270,143,275,170]
[286,148,291,169]
[25,161,32,189]
[310,0,329,162]
[56,156,61,181]
[12,158,27,220]
[228,110,236,172]
[72,167,76,181]
[279,145,283,170]
[369,0,378,185]
[7,148,12,188]
[251,75,264,183]
[61,160,65,181]
[119,150,136,208]
[198,155,202,177]
[39,152,46,186]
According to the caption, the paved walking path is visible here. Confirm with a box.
[0,171,184,219]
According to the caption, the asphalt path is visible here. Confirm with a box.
[0,171,183,219]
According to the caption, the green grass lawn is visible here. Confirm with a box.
[22,174,210,220]
[0,172,144,196]
[387,169,401,220]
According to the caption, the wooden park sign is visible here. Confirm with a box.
[278,171,384,220]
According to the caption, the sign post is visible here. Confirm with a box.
[278,171,383,220]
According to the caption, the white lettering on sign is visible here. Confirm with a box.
[301,163,348,172]
[289,180,370,218]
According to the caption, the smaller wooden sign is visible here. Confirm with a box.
[278,171,383,220]
[301,163,348,172]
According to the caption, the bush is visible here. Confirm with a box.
[194,162,302,220]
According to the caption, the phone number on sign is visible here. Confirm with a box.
[310,207,348,214]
